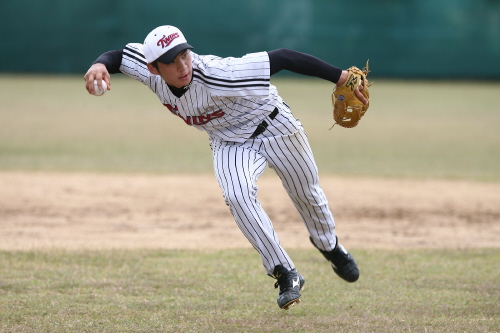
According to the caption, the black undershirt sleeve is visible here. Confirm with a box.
[92,49,124,74]
[267,48,342,83]
[91,48,341,84]
[91,48,188,97]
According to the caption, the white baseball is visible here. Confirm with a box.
[93,80,107,96]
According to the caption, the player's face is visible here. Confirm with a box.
[149,50,193,88]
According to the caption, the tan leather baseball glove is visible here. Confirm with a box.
[331,61,372,128]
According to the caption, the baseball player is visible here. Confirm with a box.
[84,25,366,310]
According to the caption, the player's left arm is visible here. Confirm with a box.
[267,48,366,104]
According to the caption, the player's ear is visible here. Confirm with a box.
[147,63,160,75]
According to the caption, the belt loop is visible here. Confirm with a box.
[269,107,278,120]
[249,107,279,139]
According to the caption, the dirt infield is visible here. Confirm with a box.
[1,172,499,251]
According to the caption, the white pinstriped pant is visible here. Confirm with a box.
[210,129,337,274]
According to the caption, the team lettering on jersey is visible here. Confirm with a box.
[164,104,225,126]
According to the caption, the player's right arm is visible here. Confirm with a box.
[84,49,123,95]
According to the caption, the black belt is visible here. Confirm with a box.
[249,108,279,139]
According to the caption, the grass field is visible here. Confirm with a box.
[1,75,499,332]
[1,249,499,333]
[1,75,499,180]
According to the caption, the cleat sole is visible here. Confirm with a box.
[282,297,301,310]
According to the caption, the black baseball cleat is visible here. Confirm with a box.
[310,236,360,282]
[271,265,305,310]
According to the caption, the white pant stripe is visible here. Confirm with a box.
[265,132,335,247]
[211,129,336,274]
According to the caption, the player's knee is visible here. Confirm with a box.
[222,189,255,208]
[222,191,243,205]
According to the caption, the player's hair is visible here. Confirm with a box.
[150,60,159,71]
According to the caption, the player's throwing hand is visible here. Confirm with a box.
[84,63,111,95]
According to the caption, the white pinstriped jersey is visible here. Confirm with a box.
[119,43,302,142]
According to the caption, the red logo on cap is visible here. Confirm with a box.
[157,33,179,48]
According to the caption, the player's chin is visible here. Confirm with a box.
[178,74,192,86]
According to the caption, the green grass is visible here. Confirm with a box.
[2,76,499,332]
[1,75,499,180]
[1,248,498,332]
